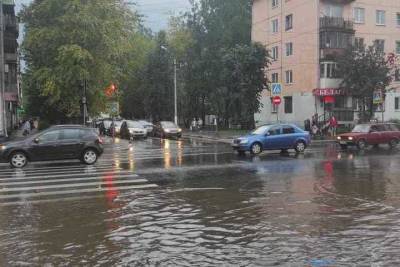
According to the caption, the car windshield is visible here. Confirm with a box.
[127,121,143,128]
[352,125,370,133]
[161,122,177,128]
[139,121,152,125]
[103,120,112,128]
[252,125,270,135]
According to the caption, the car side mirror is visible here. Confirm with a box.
[33,138,39,144]
[265,132,271,136]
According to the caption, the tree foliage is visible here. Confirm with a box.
[21,0,141,123]
[337,45,393,122]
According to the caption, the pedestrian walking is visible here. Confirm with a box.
[304,119,311,133]
[311,123,319,138]
[22,120,31,136]
[99,121,105,136]
[329,115,338,137]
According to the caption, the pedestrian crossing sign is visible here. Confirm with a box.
[271,83,282,95]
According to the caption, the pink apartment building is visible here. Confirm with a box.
[252,0,400,127]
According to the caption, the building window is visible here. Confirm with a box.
[320,63,325,78]
[320,63,339,78]
[271,73,279,83]
[271,19,279,33]
[374,39,385,52]
[284,97,293,114]
[323,4,343,17]
[376,10,386,25]
[285,70,293,84]
[285,42,293,56]
[395,97,400,110]
[353,8,365,24]
[272,0,279,8]
[285,14,293,31]
[355,37,364,50]
[396,41,400,55]
[271,46,279,61]
[320,31,353,49]
[270,98,278,113]
[397,13,400,27]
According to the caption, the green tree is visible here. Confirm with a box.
[141,31,174,122]
[216,44,269,128]
[20,0,141,123]
[337,45,393,122]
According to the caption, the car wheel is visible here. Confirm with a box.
[340,144,348,150]
[10,152,28,168]
[295,141,306,153]
[357,139,367,150]
[389,138,398,149]
[82,149,98,165]
[250,142,262,155]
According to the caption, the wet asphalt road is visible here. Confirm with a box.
[1,137,400,266]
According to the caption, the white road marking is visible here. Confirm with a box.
[0,179,151,193]
[0,184,158,200]
[0,175,143,186]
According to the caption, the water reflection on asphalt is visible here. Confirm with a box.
[0,138,400,266]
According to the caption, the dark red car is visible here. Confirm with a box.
[337,123,400,150]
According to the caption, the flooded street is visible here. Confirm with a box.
[1,138,400,266]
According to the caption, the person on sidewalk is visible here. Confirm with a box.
[22,120,31,136]
[329,115,338,137]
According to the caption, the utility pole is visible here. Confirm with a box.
[82,79,87,126]
[161,46,178,125]
[0,1,7,137]
[174,59,177,125]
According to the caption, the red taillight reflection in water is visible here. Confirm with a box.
[103,172,119,205]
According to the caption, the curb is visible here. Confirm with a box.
[183,134,336,145]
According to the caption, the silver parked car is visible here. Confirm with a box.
[120,120,147,139]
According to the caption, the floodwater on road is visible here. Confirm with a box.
[1,137,400,266]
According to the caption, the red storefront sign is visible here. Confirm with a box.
[323,96,335,103]
[313,88,346,96]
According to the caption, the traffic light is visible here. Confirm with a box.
[105,83,117,97]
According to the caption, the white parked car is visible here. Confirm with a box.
[120,120,147,139]
[139,120,154,135]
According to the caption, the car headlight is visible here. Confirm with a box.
[348,137,353,141]
[165,129,171,133]
[129,129,133,134]
[337,136,341,140]
[178,128,182,132]
[0,145,6,150]
[240,139,249,144]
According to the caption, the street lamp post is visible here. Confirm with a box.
[173,58,177,125]
[0,1,7,137]
[161,46,178,125]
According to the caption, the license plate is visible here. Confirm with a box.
[339,141,347,145]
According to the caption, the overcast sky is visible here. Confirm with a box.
[16,0,191,32]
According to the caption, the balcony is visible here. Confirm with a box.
[320,17,354,32]
[4,15,18,34]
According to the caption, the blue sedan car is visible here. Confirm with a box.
[232,124,311,155]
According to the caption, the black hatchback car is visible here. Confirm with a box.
[0,125,104,168]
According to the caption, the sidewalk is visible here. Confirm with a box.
[183,130,336,145]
